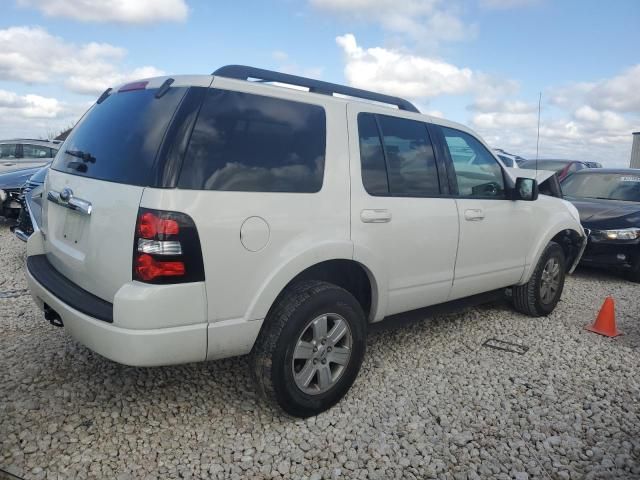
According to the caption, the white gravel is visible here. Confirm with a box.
[1,221,639,480]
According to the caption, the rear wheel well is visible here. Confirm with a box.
[551,229,583,271]
[273,260,374,321]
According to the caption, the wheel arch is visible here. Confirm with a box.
[245,244,381,324]
[520,225,585,284]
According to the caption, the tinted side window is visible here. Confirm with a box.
[357,113,388,195]
[440,127,505,198]
[23,144,52,158]
[377,115,439,196]
[0,144,17,159]
[179,89,326,193]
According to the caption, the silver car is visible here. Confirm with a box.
[0,139,60,174]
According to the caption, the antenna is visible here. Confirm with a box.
[535,91,542,173]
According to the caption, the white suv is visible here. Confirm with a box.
[25,66,585,417]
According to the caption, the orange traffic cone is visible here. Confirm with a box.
[586,297,622,337]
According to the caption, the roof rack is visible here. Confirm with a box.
[213,65,420,113]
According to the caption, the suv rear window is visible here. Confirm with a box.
[178,89,326,193]
[52,87,187,186]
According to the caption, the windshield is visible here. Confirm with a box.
[562,172,640,202]
[52,87,187,186]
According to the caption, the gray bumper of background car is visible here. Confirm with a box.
[13,185,43,242]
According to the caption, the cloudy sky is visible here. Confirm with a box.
[1,0,638,165]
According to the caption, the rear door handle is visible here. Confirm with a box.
[3,162,16,166]
[361,209,392,223]
[464,208,485,221]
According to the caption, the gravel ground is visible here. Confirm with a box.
[1,221,639,480]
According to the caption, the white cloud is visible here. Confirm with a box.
[585,65,640,113]
[468,98,536,114]
[17,0,188,23]
[470,98,637,166]
[0,88,89,139]
[311,0,472,47]
[550,65,640,114]
[336,34,512,100]
[0,89,62,118]
[0,26,164,95]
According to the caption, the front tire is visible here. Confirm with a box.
[250,281,366,418]
[512,241,566,317]
[627,258,640,283]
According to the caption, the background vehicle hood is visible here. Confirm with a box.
[566,197,640,230]
[0,166,41,189]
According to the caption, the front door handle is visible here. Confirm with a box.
[464,208,485,221]
[3,162,16,166]
[361,209,392,223]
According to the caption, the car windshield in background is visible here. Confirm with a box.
[562,172,640,202]
[52,87,187,186]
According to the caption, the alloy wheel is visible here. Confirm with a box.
[292,313,353,395]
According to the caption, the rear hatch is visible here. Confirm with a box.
[42,80,195,302]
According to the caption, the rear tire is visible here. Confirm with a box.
[512,241,566,317]
[250,280,366,418]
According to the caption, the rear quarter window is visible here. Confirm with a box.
[52,87,188,186]
[178,89,326,193]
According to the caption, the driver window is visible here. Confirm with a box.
[440,127,505,198]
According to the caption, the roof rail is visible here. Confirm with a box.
[213,65,420,113]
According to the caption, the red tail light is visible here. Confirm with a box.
[135,254,185,281]
[137,211,180,238]
[119,81,148,92]
[133,208,204,284]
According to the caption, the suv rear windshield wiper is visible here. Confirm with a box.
[65,149,96,163]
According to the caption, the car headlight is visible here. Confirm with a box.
[0,189,6,202]
[591,228,640,241]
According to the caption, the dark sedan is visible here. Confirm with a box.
[561,168,640,281]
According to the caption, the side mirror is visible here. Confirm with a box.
[513,177,539,201]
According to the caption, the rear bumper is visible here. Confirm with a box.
[25,250,263,366]
[27,265,208,367]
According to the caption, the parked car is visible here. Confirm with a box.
[24,66,586,417]
[493,149,526,168]
[12,165,49,241]
[0,164,46,219]
[518,159,593,181]
[561,168,640,281]
[0,139,59,174]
